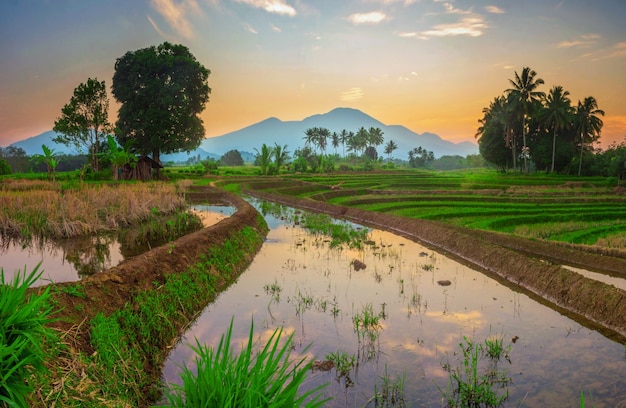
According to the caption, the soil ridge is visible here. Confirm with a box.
[246,190,626,341]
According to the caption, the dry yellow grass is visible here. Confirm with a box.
[0,180,188,239]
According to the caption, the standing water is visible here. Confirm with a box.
[162,200,626,407]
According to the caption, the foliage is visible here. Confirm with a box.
[164,319,329,407]
[476,66,604,175]
[0,158,11,175]
[112,42,211,167]
[30,144,60,181]
[102,134,137,180]
[441,335,512,408]
[220,149,244,166]
[53,77,111,171]
[254,144,273,175]
[408,146,434,168]
[0,263,57,407]
[201,158,220,173]
[272,143,290,173]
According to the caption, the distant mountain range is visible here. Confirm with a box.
[6,108,477,162]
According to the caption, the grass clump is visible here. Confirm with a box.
[441,335,512,408]
[164,319,329,408]
[1,263,56,407]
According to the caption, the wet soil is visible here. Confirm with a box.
[245,189,626,341]
[32,182,625,405]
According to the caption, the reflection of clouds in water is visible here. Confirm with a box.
[162,206,626,406]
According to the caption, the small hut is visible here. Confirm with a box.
[121,156,163,181]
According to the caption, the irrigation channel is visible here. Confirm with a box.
[161,198,626,407]
[0,204,236,287]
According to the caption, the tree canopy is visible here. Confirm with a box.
[53,77,111,171]
[476,66,604,175]
[112,42,211,167]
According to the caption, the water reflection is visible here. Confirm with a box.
[0,205,234,286]
[162,201,626,407]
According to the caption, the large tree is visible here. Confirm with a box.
[541,85,572,173]
[507,67,545,173]
[574,96,604,176]
[53,77,111,171]
[112,42,210,170]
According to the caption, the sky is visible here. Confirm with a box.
[1,0,625,148]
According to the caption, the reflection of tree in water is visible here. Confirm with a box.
[61,235,115,277]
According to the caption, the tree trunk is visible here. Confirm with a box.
[578,136,584,176]
[522,115,528,174]
[153,150,161,179]
[551,129,557,174]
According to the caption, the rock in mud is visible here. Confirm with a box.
[437,279,451,286]
[352,259,367,271]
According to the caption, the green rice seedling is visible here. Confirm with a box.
[325,350,356,377]
[0,263,57,407]
[263,279,282,301]
[164,319,329,408]
[369,365,407,407]
[353,302,383,343]
[441,335,512,408]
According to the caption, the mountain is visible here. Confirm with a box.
[6,108,477,161]
[200,108,478,159]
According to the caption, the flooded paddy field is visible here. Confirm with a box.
[162,200,626,407]
[0,204,235,287]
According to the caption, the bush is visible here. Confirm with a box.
[0,158,11,175]
[164,319,329,407]
[0,263,56,406]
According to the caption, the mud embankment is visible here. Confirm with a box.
[247,190,626,342]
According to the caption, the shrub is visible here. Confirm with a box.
[164,319,329,407]
[0,263,56,406]
[0,158,11,175]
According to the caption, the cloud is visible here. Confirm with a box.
[484,5,504,14]
[149,0,200,40]
[420,16,487,38]
[271,24,282,32]
[243,23,258,34]
[233,0,297,16]
[442,2,471,14]
[557,33,601,48]
[340,87,365,101]
[348,11,388,25]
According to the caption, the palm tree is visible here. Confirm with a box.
[541,86,572,173]
[355,127,369,156]
[476,95,518,172]
[318,128,330,154]
[507,67,545,173]
[31,144,60,181]
[254,143,273,175]
[331,132,339,155]
[574,96,604,176]
[303,128,318,152]
[384,140,397,161]
[368,127,384,149]
[273,143,290,173]
[339,129,349,157]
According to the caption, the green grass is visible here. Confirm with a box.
[1,263,57,407]
[164,319,329,407]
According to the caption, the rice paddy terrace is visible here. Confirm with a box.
[230,171,626,246]
[222,170,626,339]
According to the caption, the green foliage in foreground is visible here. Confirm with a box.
[164,319,329,408]
[87,225,266,406]
[0,263,56,407]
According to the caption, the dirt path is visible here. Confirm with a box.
[246,190,626,342]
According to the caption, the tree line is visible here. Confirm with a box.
[476,66,605,175]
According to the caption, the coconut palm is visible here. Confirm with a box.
[273,143,290,173]
[507,67,545,173]
[339,129,349,157]
[384,140,398,161]
[331,132,339,155]
[541,86,573,173]
[574,96,604,176]
[254,144,273,176]
[368,127,384,149]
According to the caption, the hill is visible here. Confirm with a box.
[200,108,477,159]
[6,108,477,161]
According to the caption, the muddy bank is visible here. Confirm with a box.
[246,190,626,341]
[32,187,268,406]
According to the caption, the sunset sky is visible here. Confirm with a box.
[1,0,625,148]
